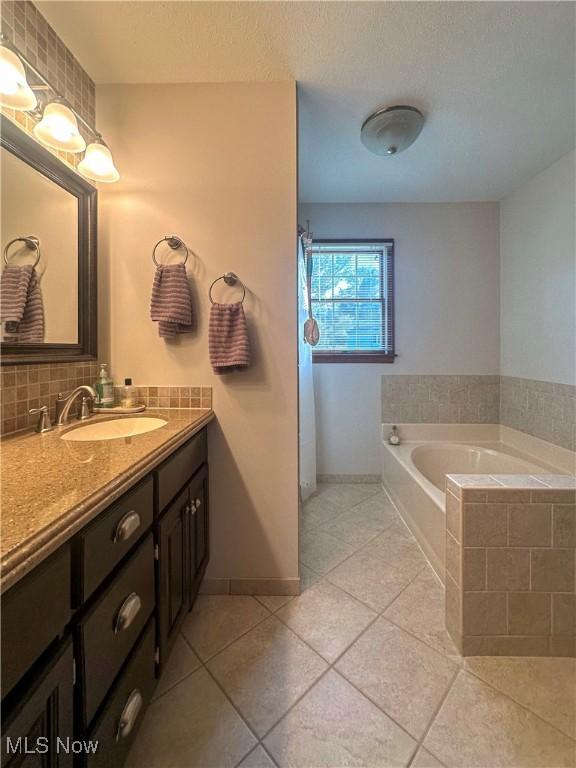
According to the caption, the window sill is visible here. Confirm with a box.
[312,352,396,364]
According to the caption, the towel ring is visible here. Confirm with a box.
[152,235,189,267]
[209,272,246,305]
[3,236,41,268]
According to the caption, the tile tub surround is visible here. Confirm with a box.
[500,376,576,452]
[1,1,96,170]
[382,375,500,425]
[1,362,100,436]
[445,474,576,657]
[1,408,214,592]
[382,373,576,452]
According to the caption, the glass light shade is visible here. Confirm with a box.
[361,105,425,156]
[78,141,120,183]
[0,45,37,110]
[33,102,86,152]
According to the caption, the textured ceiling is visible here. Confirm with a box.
[38,1,575,202]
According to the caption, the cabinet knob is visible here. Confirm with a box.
[116,688,143,742]
[114,592,142,633]
[113,511,141,543]
[195,498,201,510]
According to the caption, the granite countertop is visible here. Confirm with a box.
[1,408,214,593]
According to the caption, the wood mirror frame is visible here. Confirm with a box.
[1,117,97,365]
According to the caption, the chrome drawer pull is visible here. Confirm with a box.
[194,498,201,510]
[115,688,143,742]
[114,592,142,633]
[113,511,141,543]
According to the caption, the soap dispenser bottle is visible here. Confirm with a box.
[95,364,114,408]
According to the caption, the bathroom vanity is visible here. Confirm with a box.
[0,409,213,767]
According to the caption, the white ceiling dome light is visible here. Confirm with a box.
[361,105,425,156]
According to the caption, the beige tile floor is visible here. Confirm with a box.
[127,483,576,768]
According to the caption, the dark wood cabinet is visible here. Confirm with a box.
[1,640,74,768]
[189,464,209,605]
[156,487,191,668]
[2,427,210,768]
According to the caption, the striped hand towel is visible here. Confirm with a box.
[209,302,250,374]
[150,263,194,338]
[0,264,45,343]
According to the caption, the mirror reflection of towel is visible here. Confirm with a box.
[150,263,194,338]
[0,264,45,342]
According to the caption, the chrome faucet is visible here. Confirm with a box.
[55,385,97,426]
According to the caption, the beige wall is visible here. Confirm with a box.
[299,202,500,475]
[500,150,576,386]
[97,82,299,582]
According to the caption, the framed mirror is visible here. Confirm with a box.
[0,117,97,364]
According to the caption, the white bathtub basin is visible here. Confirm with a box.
[61,417,167,442]
[381,423,574,581]
[411,443,550,492]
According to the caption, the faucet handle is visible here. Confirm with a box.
[29,405,53,434]
[79,396,92,421]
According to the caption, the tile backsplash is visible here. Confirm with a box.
[1,362,99,434]
[1,371,213,437]
[116,386,213,410]
[382,375,500,425]
[500,376,575,453]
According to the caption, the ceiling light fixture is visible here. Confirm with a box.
[78,135,120,183]
[33,101,87,153]
[0,42,37,110]
[361,105,425,156]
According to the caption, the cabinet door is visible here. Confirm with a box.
[156,487,190,669]
[189,464,209,606]
[1,640,74,768]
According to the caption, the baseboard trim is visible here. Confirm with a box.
[317,474,381,484]
[200,577,300,596]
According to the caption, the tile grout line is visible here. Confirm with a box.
[462,665,576,745]
[405,666,461,768]
[177,620,279,766]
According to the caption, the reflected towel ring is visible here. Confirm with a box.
[152,235,189,267]
[3,236,41,268]
[209,272,246,305]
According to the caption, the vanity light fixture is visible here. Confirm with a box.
[33,100,87,153]
[1,35,119,181]
[0,42,37,110]
[78,135,120,183]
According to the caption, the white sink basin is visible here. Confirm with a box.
[61,417,168,442]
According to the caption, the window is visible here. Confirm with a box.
[310,239,395,363]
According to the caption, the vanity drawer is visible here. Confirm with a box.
[85,619,156,768]
[1,545,70,698]
[155,429,207,510]
[73,476,154,604]
[78,534,155,727]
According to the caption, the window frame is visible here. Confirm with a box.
[310,238,396,364]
